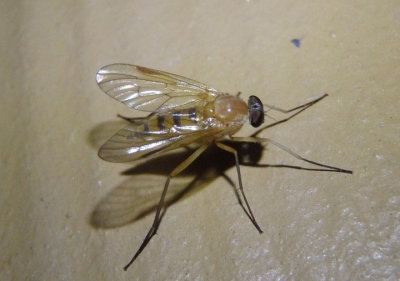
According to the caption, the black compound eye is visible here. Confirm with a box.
[248,95,264,127]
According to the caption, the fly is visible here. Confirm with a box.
[95,64,352,270]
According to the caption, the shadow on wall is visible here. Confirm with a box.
[87,125,264,229]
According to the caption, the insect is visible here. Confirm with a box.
[95,64,352,270]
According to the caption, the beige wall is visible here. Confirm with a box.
[1,1,399,280]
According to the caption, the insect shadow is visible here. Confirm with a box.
[88,124,335,230]
[89,138,264,229]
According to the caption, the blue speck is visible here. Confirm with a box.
[291,39,301,48]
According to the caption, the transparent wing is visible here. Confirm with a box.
[91,174,196,228]
[99,124,182,162]
[98,122,215,163]
[96,64,219,112]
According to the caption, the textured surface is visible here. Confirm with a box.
[1,0,399,280]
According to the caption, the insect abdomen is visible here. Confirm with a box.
[140,107,203,134]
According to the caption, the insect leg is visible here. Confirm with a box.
[230,137,353,174]
[215,141,263,234]
[124,143,209,271]
[252,93,328,137]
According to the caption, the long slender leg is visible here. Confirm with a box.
[229,137,353,174]
[252,93,328,137]
[124,143,209,271]
[215,141,263,234]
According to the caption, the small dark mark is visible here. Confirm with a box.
[173,112,181,127]
[144,121,149,133]
[291,38,301,48]
[189,109,196,121]
[157,116,165,131]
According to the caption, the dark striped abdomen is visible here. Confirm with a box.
[139,107,204,134]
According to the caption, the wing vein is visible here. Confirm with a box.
[96,64,218,113]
